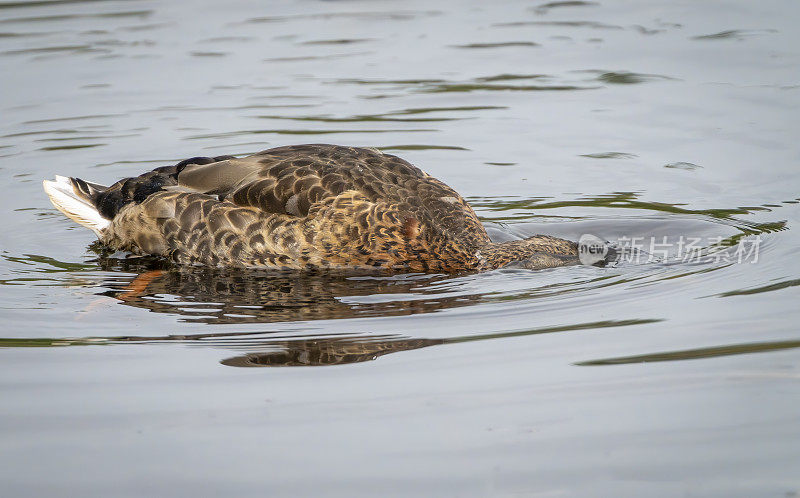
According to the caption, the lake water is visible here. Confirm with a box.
[1,0,799,496]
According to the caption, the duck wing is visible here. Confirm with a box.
[179,145,490,245]
[176,144,432,217]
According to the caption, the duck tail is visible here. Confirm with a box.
[42,175,110,236]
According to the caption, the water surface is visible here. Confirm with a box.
[1,0,799,496]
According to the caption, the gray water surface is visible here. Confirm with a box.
[1,0,799,496]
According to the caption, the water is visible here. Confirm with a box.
[1,0,799,495]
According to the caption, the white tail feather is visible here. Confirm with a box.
[43,176,109,236]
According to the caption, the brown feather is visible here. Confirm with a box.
[77,144,581,272]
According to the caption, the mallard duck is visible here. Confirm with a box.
[43,144,581,272]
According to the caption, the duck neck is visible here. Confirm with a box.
[478,235,579,270]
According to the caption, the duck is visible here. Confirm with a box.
[43,144,583,273]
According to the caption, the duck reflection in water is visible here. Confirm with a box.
[91,254,472,366]
[96,253,475,324]
[219,336,445,367]
[90,253,668,367]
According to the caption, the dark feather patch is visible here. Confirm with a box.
[91,156,230,219]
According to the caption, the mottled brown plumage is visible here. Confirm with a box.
[45,144,580,272]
